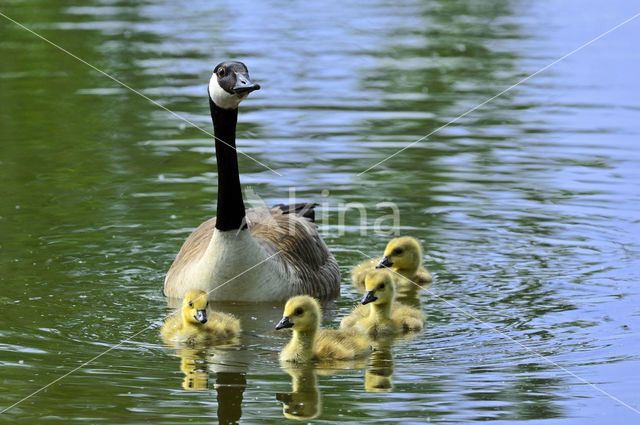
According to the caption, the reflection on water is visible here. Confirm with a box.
[169,346,247,423]
[364,337,395,393]
[276,365,322,420]
[394,282,423,309]
[215,372,247,425]
[1,0,640,423]
[177,349,209,390]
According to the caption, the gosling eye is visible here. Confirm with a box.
[206,301,209,308]
[393,248,404,255]
[188,301,193,308]
[295,307,304,316]
[217,67,225,78]
[379,283,385,290]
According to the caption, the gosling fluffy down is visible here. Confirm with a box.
[341,269,425,336]
[161,289,240,345]
[276,295,372,363]
[352,236,432,293]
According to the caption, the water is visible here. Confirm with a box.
[1,0,639,423]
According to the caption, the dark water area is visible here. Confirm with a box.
[1,0,639,423]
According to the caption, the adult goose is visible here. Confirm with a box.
[163,61,340,302]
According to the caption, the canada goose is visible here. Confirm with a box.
[341,270,425,336]
[352,236,432,294]
[276,295,372,363]
[161,289,240,345]
[163,61,340,301]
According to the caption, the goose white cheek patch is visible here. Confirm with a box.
[209,75,242,109]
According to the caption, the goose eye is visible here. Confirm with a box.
[206,302,209,307]
[295,308,303,315]
[393,248,403,255]
[217,68,225,78]
[379,283,385,290]
[188,301,193,308]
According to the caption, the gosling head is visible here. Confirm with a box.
[275,296,321,332]
[208,61,260,110]
[182,289,209,325]
[362,270,396,305]
[375,236,423,275]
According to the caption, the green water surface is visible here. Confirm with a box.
[1,0,639,423]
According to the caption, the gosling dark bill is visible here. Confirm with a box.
[194,309,208,324]
[376,256,393,269]
[362,291,378,305]
[276,316,294,330]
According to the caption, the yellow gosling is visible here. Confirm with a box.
[276,295,372,363]
[161,289,240,345]
[352,236,432,294]
[341,270,425,336]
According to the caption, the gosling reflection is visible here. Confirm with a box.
[276,365,321,420]
[170,346,247,424]
[365,339,394,392]
[179,349,209,390]
[394,276,423,309]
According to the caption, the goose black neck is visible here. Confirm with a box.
[209,97,246,231]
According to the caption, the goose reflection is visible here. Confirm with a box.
[215,370,247,425]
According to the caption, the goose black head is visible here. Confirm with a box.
[208,61,260,110]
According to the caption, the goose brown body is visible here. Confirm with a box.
[164,206,340,300]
